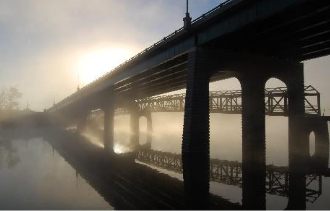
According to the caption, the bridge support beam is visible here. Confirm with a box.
[287,63,308,210]
[182,49,211,209]
[241,72,266,210]
[77,113,87,133]
[103,99,115,154]
[130,111,140,151]
[146,111,153,149]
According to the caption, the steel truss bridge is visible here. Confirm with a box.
[136,149,323,203]
[116,85,321,116]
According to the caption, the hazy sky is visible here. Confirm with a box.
[0,0,330,112]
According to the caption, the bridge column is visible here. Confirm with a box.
[240,72,266,209]
[182,49,211,209]
[103,99,115,154]
[287,63,308,209]
[146,111,153,149]
[130,111,140,151]
[77,112,88,133]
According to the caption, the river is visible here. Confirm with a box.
[0,112,329,209]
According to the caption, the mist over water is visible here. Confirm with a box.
[0,136,112,210]
[123,112,289,166]
[109,112,330,209]
[0,107,329,209]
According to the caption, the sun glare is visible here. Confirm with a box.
[77,47,134,85]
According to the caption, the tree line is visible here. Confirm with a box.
[0,87,22,120]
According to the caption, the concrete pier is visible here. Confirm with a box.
[182,49,211,209]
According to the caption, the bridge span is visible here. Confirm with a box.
[46,0,330,209]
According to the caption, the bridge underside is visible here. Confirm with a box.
[51,0,330,114]
[204,0,330,62]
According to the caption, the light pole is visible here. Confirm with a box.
[183,0,192,29]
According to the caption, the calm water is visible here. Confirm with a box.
[116,112,330,209]
[0,135,113,210]
[0,112,329,209]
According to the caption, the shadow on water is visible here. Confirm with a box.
[1,127,330,209]
[0,128,241,210]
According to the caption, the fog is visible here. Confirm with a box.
[1,0,330,209]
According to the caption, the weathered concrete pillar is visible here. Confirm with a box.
[182,48,211,209]
[287,63,307,210]
[103,99,115,154]
[77,113,87,133]
[130,111,140,151]
[241,72,266,210]
[145,111,153,149]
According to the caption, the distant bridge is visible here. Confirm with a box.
[115,85,320,116]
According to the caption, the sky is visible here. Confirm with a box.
[0,0,330,112]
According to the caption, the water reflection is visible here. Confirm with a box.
[0,131,113,210]
[1,110,330,209]
[0,137,21,169]
[89,113,330,209]
[137,150,328,209]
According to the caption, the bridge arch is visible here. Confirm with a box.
[113,114,131,153]
[265,78,289,166]
[209,77,242,163]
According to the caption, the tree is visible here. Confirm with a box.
[0,89,6,110]
[5,87,22,110]
[0,87,22,120]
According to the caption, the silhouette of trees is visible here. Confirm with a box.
[0,87,22,120]
[0,87,22,110]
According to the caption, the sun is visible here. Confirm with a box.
[76,47,134,85]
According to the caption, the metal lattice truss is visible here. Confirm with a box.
[116,86,320,116]
[136,149,322,203]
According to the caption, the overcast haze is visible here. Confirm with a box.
[0,0,329,112]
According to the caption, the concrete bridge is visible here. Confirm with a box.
[47,0,330,209]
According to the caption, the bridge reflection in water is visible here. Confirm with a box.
[136,149,325,204]
[1,128,328,209]
[42,129,242,210]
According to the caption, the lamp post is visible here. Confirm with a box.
[183,0,192,29]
